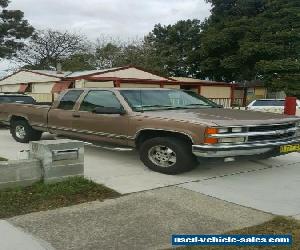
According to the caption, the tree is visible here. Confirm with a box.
[145,19,202,77]
[95,42,122,69]
[200,0,300,96]
[0,0,34,58]
[61,53,96,71]
[14,29,88,70]
[94,38,166,75]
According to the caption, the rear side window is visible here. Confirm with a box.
[57,90,83,110]
[0,96,35,104]
[252,100,285,107]
[79,91,122,112]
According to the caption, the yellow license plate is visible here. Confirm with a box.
[280,144,300,153]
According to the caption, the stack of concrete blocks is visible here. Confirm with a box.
[0,159,41,189]
[29,139,84,183]
[0,139,84,189]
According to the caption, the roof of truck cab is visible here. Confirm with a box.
[72,88,176,91]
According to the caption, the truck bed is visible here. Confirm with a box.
[0,103,50,129]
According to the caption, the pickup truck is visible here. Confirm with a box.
[1,88,300,174]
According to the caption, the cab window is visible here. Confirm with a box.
[79,90,122,112]
[57,90,83,110]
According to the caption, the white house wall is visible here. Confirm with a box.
[1,84,20,92]
[0,71,60,85]
[201,86,231,98]
[84,81,114,88]
[32,82,55,93]
[163,84,180,89]
[120,83,161,88]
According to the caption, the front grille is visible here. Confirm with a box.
[247,123,296,142]
[248,123,295,132]
[248,132,295,142]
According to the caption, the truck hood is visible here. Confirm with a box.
[138,108,300,126]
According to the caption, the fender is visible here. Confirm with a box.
[134,128,195,144]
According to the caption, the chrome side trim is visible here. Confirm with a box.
[48,126,131,140]
[134,128,195,143]
[209,127,296,138]
[31,122,47,128]
[84,142,133,151]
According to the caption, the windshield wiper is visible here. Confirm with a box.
[141,105,174,108]
[185,104,211,107]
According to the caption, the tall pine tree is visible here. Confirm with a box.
[200,0,300,96]
[0,0,34,58]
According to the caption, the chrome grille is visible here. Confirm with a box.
[247,123,296,142]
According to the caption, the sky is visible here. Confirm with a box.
[0,0,211,76]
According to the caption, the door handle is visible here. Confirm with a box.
[72,114,80,118]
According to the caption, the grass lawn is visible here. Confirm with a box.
[175,217,300,250]
[0,176,120,219]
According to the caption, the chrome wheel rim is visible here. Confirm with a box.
[15,125,26,139]
[148,145,177,168]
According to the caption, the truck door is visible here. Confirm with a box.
[71,90,129,146]
[48,90,84,135]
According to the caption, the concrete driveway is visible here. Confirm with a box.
[0,128,299,217]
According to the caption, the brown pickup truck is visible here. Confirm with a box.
[1,88,300,174]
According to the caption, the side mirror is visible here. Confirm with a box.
[92,107,126,115]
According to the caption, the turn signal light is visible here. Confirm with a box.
[205,127,218,135]
[204,137,218,144]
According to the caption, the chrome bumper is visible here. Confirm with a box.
[192,138,300,158]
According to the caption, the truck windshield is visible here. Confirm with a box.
[120,89,214,112]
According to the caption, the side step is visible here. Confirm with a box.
[54,135,134,152]
[83,142,134,152]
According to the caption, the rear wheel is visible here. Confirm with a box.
[10,120,42,143]
[139,137,198,175]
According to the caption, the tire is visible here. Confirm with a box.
[139,137,198,175]
[10,120,42,143]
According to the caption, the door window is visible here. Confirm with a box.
[57,90,83,110]
[79,91,122,112]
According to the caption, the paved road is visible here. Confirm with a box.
[0,128,300,217]
[8,187,273,250]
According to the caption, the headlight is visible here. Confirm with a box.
[296,121,300,127]
[204,127,247,144]
[219,137,246,143]
[232,127,243,133]
[218,128,229,133]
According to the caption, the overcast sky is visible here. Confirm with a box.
[0,0,211,75]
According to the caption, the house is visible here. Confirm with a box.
[0,66,241,107]
[0,70,72,102]
[235,80,268,106]
[171,77,238,107]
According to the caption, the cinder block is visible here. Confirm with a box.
[0,159,42,190]
[30,139,84,183]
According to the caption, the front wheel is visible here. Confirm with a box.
[139,137,198,175]
[10,120,42,143]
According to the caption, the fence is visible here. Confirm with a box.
[209,98,231,108]
[209,98,246,108]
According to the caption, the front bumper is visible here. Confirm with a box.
[192,137,300,158]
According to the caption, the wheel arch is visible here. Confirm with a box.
[9,115,29,125]
[135,129,194,149]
